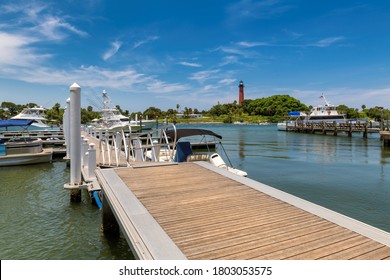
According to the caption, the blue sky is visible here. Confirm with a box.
[1,0,390,112]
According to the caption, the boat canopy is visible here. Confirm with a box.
[0,119,34,128]
[288,111,307,117]
[166,128,222,140]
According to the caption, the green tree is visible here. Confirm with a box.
[143,107,162,119]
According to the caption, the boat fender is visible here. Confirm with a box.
[93,191,103,209]
[209,153,227,168]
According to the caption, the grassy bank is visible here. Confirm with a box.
[165,114,275,124]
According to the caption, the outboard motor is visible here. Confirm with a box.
[209,153,227,169]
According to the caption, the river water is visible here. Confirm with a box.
[1,123,389,259]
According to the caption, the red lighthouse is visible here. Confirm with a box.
[238,80,244,105]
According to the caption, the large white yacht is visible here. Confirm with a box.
[11,106,50,128]
[94,90,157,132]
[306,95,345,122]
[277,95,346,131]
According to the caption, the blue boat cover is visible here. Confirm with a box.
[288,111,302,116]
[0,119,34,127]
[173,141,193,162]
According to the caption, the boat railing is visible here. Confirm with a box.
[97,125,134,167]
[132,123,177,162]
[94,123,178,166]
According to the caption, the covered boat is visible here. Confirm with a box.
[0,120,53,166]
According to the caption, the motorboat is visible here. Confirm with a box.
[0,120,53,166]
[93,90,157,132]
[277,95,346,131]
[11,106,50,128]
[306,95,346,122]
[140,125,248,177]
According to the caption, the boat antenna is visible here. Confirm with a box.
[320,94,331,106]
[102,90,111,109]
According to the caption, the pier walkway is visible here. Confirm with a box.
[95,160,390,260]
[281,121,380,138]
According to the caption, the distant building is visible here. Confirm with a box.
[238,80,244,105]
[176,113,203,119]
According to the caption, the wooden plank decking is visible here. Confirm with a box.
[96,161,390,260]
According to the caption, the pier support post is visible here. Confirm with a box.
[348,123,352,137]
[82,137,89,167]
[322,122,326,135]
[88,143,96,180]
[380,131,390,147]
[102,194,120,237]
[64,83,84,202]
[63,98,71,160]
[363,123,368,138]
[70,83,82,186]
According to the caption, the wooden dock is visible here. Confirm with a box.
[95,161,390,260]
[282,121,379,138]
[380,130,390,146]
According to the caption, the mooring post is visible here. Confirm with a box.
[70,83,82,185]
[82,137,89,167]
[63,98,71,160]
[348,122,352,137]
[363,123,368,138]
[88,143,96,180]
[64,83,83,202]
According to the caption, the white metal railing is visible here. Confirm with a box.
[95,123,177,167]
[98,125,134,167]
[133,123,177,162]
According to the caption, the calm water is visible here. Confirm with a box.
[1,123,389,259]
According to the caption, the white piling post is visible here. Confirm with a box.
[64,98,71,159]
[82,137,89,167]
[88,143,96,180]
[70,83,82,185]
[80,136,85,166]
[82,139,89,167]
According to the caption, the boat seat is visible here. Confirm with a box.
[173,141,193,162]
[186,153,211,162]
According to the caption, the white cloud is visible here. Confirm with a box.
[311,37,345,48]
[146,80,190,93]
[236,41,269,47]
[219,56,240,66]
[189,69,220,83]
[0,32,48,67]
[227,0,293,21]
[219,78,236,85]
[0,61,190,96]
[214,46,248,56]
[103,41,122,61]
[133,36,159,49]
[178,61,202,67]
[283,87,390,109]
[1,2,88,41]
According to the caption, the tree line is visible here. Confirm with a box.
[1,95,389,124]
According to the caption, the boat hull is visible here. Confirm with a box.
[0,149,53,166]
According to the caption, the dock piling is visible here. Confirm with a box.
[88,143,96,180]
[63,98,71,159]
[64,83,86,201]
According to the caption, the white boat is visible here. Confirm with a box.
[0,120,53,166]
[277,95,346,131]
[11,106,50,128]
[94,90,157,132]
[142,125,248,177]
[306,95,346,122]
